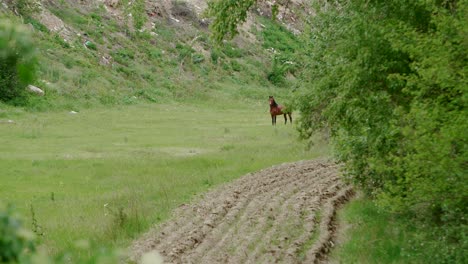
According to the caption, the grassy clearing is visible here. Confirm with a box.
[330,195,465,264]
[0,101,327,258]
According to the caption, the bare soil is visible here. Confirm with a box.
[131,159,353,263]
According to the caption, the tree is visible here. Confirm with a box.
[0,20,37,104]
[207,0,467,260]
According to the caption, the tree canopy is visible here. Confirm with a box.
[207,0,467,261]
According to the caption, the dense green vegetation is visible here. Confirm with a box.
[0,20,36,104]
[208,0,467,262]
[330,195,462,263]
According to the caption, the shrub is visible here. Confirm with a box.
[230,60,242,72]
[210,49,222,64]
[131,0,147,30]
[0,205,36,262]
[175,43,195,61]
[293,2,467,259]
[0,20,36,104]
[5,0,40,18]
[24,17,49,33]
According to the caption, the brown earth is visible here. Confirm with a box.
[130,159,353,263]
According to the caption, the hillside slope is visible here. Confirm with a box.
[1,0,306,110]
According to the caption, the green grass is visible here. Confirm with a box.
[330,195,466,264]
[0,101,327,258]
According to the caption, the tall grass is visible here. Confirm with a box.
[330,195,466,263]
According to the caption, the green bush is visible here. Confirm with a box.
[230,60,242,71]
[131,0,147,30]
[0,20,36,104]
[24,17,49,33]
[175,43,195,61]
[210,49,221,64]
[206,0,467,260]
[293,1,467,259]
[266,57,286,85]
[0,205,36,262]
[5,0,40,18]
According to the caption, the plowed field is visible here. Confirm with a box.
[131,159,353,263]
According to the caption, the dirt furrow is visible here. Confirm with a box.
[245,169,340,264]
[195,166,334,263]
[130,159,353,263]
[132,162,309,259]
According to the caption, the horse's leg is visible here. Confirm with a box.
[274,115,277,125]
[271,115,274,126]
[284,114,287,124]
[288,113,292,123]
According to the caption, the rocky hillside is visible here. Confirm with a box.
[1,0,306,109]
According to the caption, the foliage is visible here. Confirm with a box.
[294,0,467,259]
[260,17,300,85]
[205,0,256,43]
[296,0,467,213]
[175,43,195,61]
[5,0,40,18]
[0,20,36,104]
[333,196,467,263]
[24,17,49,33]
[0,204,36,263]
[207,0,467,260]
[131,0,147,30]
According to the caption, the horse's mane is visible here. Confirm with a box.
[269,96,278,107]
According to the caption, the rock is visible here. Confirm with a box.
[69,111,78,114]
[104,0,119,8]
[0,120,15,124]
[27,85,45,96]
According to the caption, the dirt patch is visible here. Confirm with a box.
[130,159,353,263]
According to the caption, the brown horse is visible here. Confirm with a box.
[269,96,292,125]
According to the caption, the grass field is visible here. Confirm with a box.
[0,101,327,257]
[328,194,464,264]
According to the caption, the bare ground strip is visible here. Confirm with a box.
[131,159,353,263]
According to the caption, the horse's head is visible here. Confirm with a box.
[269,96,277,107]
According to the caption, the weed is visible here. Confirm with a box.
[176,43,195,61]
[54,34,70,49]
[210,49,221,64]
[230,60,242,72]
[148,48,163,59]
[222,43,244,58]
[191,53,205,64]
[30,204,43,237]
[24,17,49,33]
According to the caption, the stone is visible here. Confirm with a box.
[27,85,45,96]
